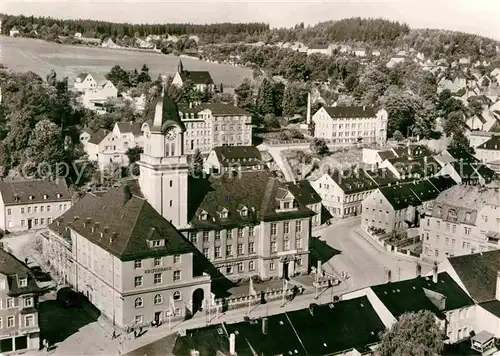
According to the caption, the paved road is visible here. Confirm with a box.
[316,218,432,291]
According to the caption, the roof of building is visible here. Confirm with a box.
[0,249,44,296]
[147,94,186,133]
[387,156,440,179]
[173,325,229,356]
[446,148,480,163]
[87,128,109,145]
[479,300,500,318]
[212,146,262,167]
[470,131,496,137]
[379,183,423,210]
[427,176,457,192]
[392,145,433,159]
[179,103,250,117]
[283,180,322,206]
[448,250,500,303]
[126,333,178,356]
[371,272,474,318]
[378,150,397,161]
[364,168,399,187]
[477,135,500,150]
[0,180,71,205]
[188,171,314,229]
[76,72,90,81]
[323,106,377,119]
[429,185,500,225]
[49,181,196,261]
[180,70,214,85]
[116,122,142,136]
[329,169,378,194]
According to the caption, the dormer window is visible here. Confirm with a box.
[43,194,48,200]
[283,201,291,209]
[237,204,248,217]
[56,193,61,198]
[199,210,208,221]
[18,278,27,287]
[217,207,229,219]
[465,212,472,223]
[148,239,164,248]
[28,195,34,200]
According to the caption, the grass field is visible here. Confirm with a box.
[0,36,252,89]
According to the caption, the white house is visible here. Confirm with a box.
[172,61,215,93]
[466,108,500,132]
[204,146,264,174]
[312,106,387,145]
[475,135,500,172]
[386,56,405,68]
[74,73,118,114]
[9,26,19,37]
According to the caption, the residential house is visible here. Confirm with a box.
[177,103,252,154]
[379,156,441,181]
[128,296,385,356]
[81,122,144,170]
[138,92,315,280]
[466,108,500,132]
[386,56,405,69]
[362,144,433,169]
[362,176,456,234]
[306,44,331,56]
[172,61,215,93]
[74,73,118,113]
[441,250,500,339]
[0,248,44,353]
[43,182,211,328]
[9,27,19,37]
[438,160,496,186]
[0,180,72,232]
[475,135,500,172]
[343,268,475,344]
[421,185,500,262]
[468,131,498,148]
[74,73,100,92]
[352,48,367,57]
[312,106,388,145]
[438,77,468,94]
[204,146,265,174]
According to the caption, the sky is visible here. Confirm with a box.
[2,0,500,40]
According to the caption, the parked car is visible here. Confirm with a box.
[56,287,82,308]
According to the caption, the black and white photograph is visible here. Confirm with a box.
[0,0,499,354]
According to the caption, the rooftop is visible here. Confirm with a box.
[0,249,44,296]
[0,180,71,205]
[212,146,262,167]
[179,103,250,117]
[477,135,500,151]
[116,122,142,136]
[323,106,377,119]
[329,169,378,194]
[283,180,322,206]
[448,250,500,303]
[179,70,214,85]
[49,181,196,261]
[88,128,109,145]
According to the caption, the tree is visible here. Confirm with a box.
[190,149,204,177]
[125,146,143,165]
[106,65,130,88]
[442,111,466,137]
[449,131,473,153]
[234,78,255,110]
[311,138,330,157]
[263,114,280,130]
[392,130,404,141]
[137,64,151,83]
[344,73,359,92]
[255,78,275,116]
[378,310,444,356]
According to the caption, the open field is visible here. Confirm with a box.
[0,36,252,89]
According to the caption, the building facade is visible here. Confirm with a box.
[0,180,72,232]
[203,146,265,174]
[43,185,211,329]
[475,135,500,173]
[421,185,500,262]
[171,61,215,93]
[312,106,388,145]
[0,249,43,353]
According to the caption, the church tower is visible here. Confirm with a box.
[138,86,189,228]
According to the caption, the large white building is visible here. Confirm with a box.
[312,106,387,145]
[74,73,118,114]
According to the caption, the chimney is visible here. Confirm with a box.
[229,333,236,355]
[432,261,438,283]
[262,318,268,335]
[363,105,366,111]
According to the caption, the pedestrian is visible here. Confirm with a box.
[112,330,116,339]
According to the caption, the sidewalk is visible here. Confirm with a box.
[122,281,350,354]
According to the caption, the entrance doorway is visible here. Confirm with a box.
[192,288,204,315]
[283,262,289,280]
[154,311,161,324]
[27,219,32,230]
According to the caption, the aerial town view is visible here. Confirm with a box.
[0,0,499,355]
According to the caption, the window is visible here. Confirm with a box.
[226,266,233,274]
[237,263,244,273]
[203,231,209,242]
[249,226,254,236]
[154,257,162,267]
[452,225,456,233]
[173,271,181,281]
[464,227,471,235]
[150,273,161,285]
[284,222,290,234]
[21,208,24,214]
[271,241,277,252]
[249,261,255,271]
[173,255,181,264]
[173,291,181,301]
[215,231,221,240]
[47,205,51,212]
[134,260,142,269]
[296,238,303,249]
[284,239,290,251]
[238,228,243,238]
[24,297,33,308]
[169,180,173,187]
[0,280,5,290]
[226,245,233,256]
[34,206,38,213]
[271,223,277,236]
[270,262,275,271]
[283,202,290,209]
[203,248,209,257]
[7,316,14,328]
[248,242,255,254]
[188,232,197,243]
[134,297,143,308]
[18,278,27,287]
[134,276,143,288]
[215,246,221,258]
[154,294,163,305]
[21,220,25,227]
[152,240,161,247]
[295,221,302,232]
[7,209,11,216]
[134,315,143,324]
[28,207,31,213]
[47,218,51,224]
[297,258,303,267]
[227,230,232,239]
[40,218,45,225]
[237,244,244,255]
[435,249,439,257]
[34,218,38,226]
[7,299,14,308]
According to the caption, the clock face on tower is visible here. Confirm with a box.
[165,127,177,141]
